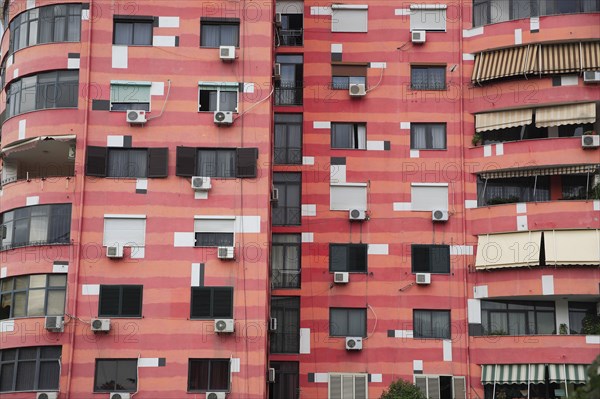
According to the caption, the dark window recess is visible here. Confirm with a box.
[276,13,303,46]
[411,66,446,90]
[272,173,301,226]
[6,70,79,118]
[271,297,300,354]
[477,176,550,206]
[568,302,597,334]
[113,16,153,45]
[0,346,62,392]
[330,307,367,337]
[329,244,368,273]
[85,147,168,178]
[94,359,138,392]
[481,300,556,335]
[331,63,368,90]
[98,285,143,317]
[413,309,451,339]
[269,362,300,399]
[190,287,233,319]
[331,122,366,149]
[188,359,231,391]
[411,124,447,150]
[195,233,234,247]
[561,174,594,200]
[0,274,67,320]
[198,86,238,112]
[200,18,240,47]
[274,113,303,165]
[271,234,301,289]
[1,204,71,251]
[275,54,303,106]
[175,147,258,178]
[411,245,451,274]
[9,3,82,54]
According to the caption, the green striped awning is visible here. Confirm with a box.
[481,364,546,385]
[479,164,599,180]
[548,364,588,383]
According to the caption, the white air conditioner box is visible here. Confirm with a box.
[583,71,600,83]
[432,209,449,222]
[349,83,366,97]
[126,110,146,124]
[106,245,123,258]
[268,367,276,383]
[219,45,235,61]
[214,318,235,333]
[109,393,131,399]
[269,317,278,331]
[275,13,282,27]
[416,273,431,285]
[191,176,212,191]
[218,246,235,260]
[274,63,281,80]
[214,111,233,125]
[45,316,64,332]
[412,30,426,43]
[206,393,226,399]
[582,135,600,148]
[345,337,363,350]
[91,318,111,332]
[349,209,366,221]
[36,393,59,399]
[334,272,349,284]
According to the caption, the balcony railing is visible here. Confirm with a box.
[271,269,301,289]
[272,206,301,226]
[274,147,302,165]
[275,82,303,106]
[278,29,303,46]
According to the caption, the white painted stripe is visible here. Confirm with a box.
[158,16,180,28]
[26,0,35,10]
[67,58,80,69]
[393,202,412,211]
[234,216,261,233]
[81,9,90,20]
[0,320,15,333]
[301,204,316,217]
[107,135,125,147]
[153,36,177,47]
[7,55,13,67]
[26,196,40,206]
[370,374,383,383]
[314,373,329,383]
[413,360,424,371]
[243,83,255,93]
[231,358,241,373]
[561,75,578,86]
[138,358,160,367]
[468,299,481,324]
[410,150,420,158]
[302,156,315,165]
[495,143,504,155]
[514,28,523,45]
[483,145,492,157]
[585,335,600,344]
[131,246,145,259]
[330,165,346,184]
[395,330,414,338]
[465,200,478,209]
[594,200,600,211]
[301,232,314,243]
[331,43,343,53]
[151,82,165,96]
[410,4,447,9]
[136,179,148,191]
[516,203,527,214]
[370,62,387,69]
[300,328,311,354]
[443,339,452,361]
[542,275,554,295]
[463,53,475,61]
[450,245,474,256]
[13,68,19,79]
[82,285,100,295]
[174,232,195,247]
[0,267,7,278]
[191,263,201,287]
[195,191,209,200]
[400,122,411,130]
[313,121,331,129]
[395,9,410,15]
[463,26,484,38]
[104,214,146,219]
[530,17,540,31]
[473,285,489,299]
[18,120,26,140]
[331,4,368,10]
[310,7,332,16]
[112,45,128,69]
[366,141,385,151]
[517,215,528,231]
[52,263,68,273]
[368,244,389,255]
[411,182,448,187]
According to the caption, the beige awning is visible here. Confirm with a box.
[475,232,542,269]
[539,42,581,74]
[479,164,599,180]
[475,109,533,132]
[471,45,531,83]
[581,41,600,71]
[544,230,600,266]
[1,135,76,156]
[535,103,596,128]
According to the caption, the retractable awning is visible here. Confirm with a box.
[475,109,533,132]
[481,364,546,385]
[539,42,581,74]
[581,41,600,70]
[475,232,542,269]
[535,102,596,128]
[544,230,600,266]
[479,164,599,180]
[1,135,76,156]
[548,364,588,384]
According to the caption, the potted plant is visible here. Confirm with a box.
[472,132,482,146]
[559,323,569,335]
[583,130,597,135]
[581,313,600,335]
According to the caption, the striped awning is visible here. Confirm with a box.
[581,41,600,71]
[481,364,546,385]
[471,45,532,83]
[548,364,588,384]
[479,164,599,180]
[539,42,581,74]
[475,109,533,133]
[536,102,596,128]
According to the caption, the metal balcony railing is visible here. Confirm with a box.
[275,82,303,106]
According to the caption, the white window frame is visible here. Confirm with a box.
[198,81,240,113]
[328,373,368,399]
[103,214,147,248]
[409,4,448,32]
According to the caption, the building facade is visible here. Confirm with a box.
[0,1,598,399]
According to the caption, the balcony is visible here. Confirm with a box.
[275,81,303,106]
[271,269,301,289]
[272,206,301,226]
[277,29,303,46]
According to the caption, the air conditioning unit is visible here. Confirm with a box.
[214,318,235,333]
[432,209,449,222]
[106,245,123,258]
[416,273,431,285]
[91,318,111,332]
[36,393,59,399]
[191,176,212,191]
[45,316,64,333]
[214,111,233,125]
[349,83,366,97]
[206,393,226,399]
[219,45,235,61]
[126,110,146,124]
[268,367,276,383]
[349,209,366,221]
[274,63,281,80]
[218,246,235,260]
[334,272,349,284]
[345,337,363,350]
[271,187,279,203]
[275,13,282,27]
[109,394,131,399]
[269,317,278,332]
[582,135,600,148]
[583,71,600,83]
[412,30,426,43]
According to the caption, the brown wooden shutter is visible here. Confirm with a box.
[176,146,196,177]
[85,146,107,177]
[331,63,368,77]
[236,147,258,178]
[147,148,168,177]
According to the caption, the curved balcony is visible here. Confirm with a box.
[1,107,81,147]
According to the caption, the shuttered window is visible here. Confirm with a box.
[329,374,368,399]
[414,375,466,399]
[329,244,368,272]
[410,6,447,32]
[103,216,146,247]
[99,285,143,317]
[85,147,168,178]
[175,147,258,178]
[190,287,233,319]
[331,6,368,33]
[411,183,449,211]
[110,81,151,111]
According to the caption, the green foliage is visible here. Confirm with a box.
[379,379,427,399]
[472,132,482,146]
[486,196,520,205]
[572,355,600,399]
[581,313,600,335]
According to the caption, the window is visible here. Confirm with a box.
[276,5,303,46]
[481,300,556,335]
[85,147,168,178]
[414,310,451,339]
[188,359,230,392]
[329,244,368,273]
[194,218,235,247]
[331,64,368,90]
[331,5,368,33]
[330,308,367,337]
[274,113,303,164]
[190,287,233,319]
[411,244,450,274]
[0,346,61,392]
[477,176,550,206]
[94,359,138,392]
[270,362,300,399]
[331,123,366,149]
[271,297,300,354]
[330,183,368,211]
[200,18,239,47]
[272,234,301,289]
[103,215,146,248]
[411,123,446,150]
[411,183,449,211]
[415,375,466,399]
[329,374,368,399]
[9,3,82,54]
[275,55,303,106]
[558,123,594,137]
[1,204,71,251]
[0,274,66,320]
[198,82,238,112]
[6,70,78,118]
[110,81,151,111]
[561,174,594,200]
[272,173,301,226]
[113,16,153,45]
[411,66,446,90]
[98,285,143,318]
[176,147,258,179]
[568,302,597,334]
[410,6,447,32]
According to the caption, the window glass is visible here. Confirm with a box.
[0,346,61,392]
